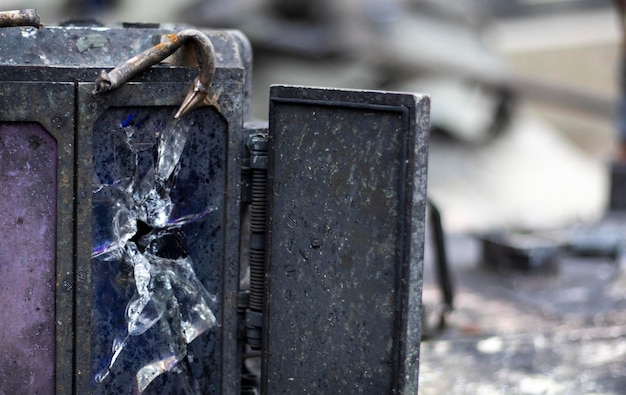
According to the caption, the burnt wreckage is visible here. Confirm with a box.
[0,10,430,394]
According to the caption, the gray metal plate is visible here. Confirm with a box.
[264,86,430,393]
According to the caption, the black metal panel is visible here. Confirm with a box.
[264,86,430,393]
[0,82,75,394]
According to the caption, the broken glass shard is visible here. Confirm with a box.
[91,107,225,394]
[136,355,179,393]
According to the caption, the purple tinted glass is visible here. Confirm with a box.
[0,122,56,393]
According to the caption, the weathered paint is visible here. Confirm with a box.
[0,122,56,394]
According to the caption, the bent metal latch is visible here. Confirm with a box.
[94,29,217,119]
[0,10,430,395]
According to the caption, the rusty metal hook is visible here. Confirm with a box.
[0,9,42,29]
[94,29,216,119]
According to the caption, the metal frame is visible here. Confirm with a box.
[0,81,76,393]
[74,77,245,394]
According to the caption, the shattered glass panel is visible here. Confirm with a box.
[0,122,56,394]
[91,107,226,394]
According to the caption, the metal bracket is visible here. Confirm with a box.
[93,29,216,119]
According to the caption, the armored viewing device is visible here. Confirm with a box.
[0,13,430,394]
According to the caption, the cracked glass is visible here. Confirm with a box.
[91,107,226,394]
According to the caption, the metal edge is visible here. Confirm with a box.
[228,30,253,123]
[401,94,430,395]
[219,75,246,395]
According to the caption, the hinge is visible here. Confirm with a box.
[241,123,268,203]
[241,124,268,350]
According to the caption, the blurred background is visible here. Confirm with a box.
[4,1,626,393]
[5,0,620,232]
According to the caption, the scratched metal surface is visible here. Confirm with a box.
[0,82,76,393]
[0,122,56,394]
[263,85,430,394]
[0,25,245,69]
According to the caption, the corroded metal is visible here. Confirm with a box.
[263,85,430,394]
[0,9,41,29]
[0,82,76,395]
[94,29,216,119]
[0,24,251,395]
[0,20,430,395]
